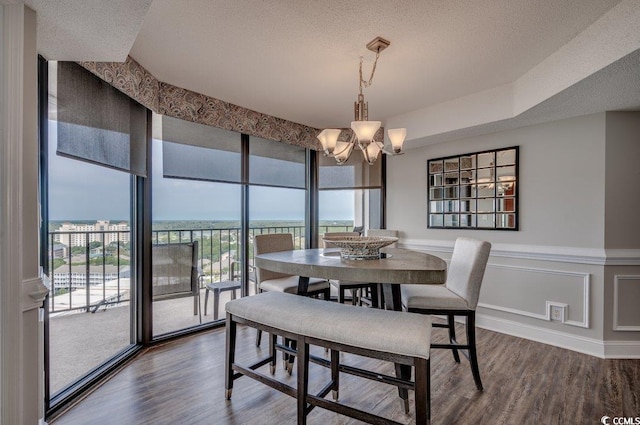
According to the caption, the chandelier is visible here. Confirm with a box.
[317,37,406,165]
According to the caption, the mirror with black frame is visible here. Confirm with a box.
[427,146,518,230]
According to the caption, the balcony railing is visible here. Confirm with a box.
[47,224,351,314]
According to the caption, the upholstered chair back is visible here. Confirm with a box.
[445,237,491,309]
[254,233,294,283]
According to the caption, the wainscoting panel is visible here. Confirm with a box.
[613,275,640,331]
[478,264,590,328]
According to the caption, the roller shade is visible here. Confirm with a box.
[55,61,147,177]
[249,136,306,189]
[160,115,241,183]
[319,151,382,189]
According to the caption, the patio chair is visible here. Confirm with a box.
[254,233,330,346]
[322,231,379,306]
[203,261,257,320]
[152,241,201,323]
[401,237,491,391]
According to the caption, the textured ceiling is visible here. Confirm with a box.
[24,0,151,61]
[21,0,640,146]
[129,0,622,129]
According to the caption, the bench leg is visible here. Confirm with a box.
[331,349,340,401]
[414,357,431,425]
[225,313,237,399]
[296,337,309,425]
[395,363,411,413]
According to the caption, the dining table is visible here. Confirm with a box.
[254,247,447,311]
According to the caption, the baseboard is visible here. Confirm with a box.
[474,314,639,359]
[602,341,640,359]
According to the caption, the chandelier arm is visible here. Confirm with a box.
[336,142,356,164]
[332,141,352,157]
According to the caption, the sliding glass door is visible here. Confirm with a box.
[45,61,143,402]
[151,114,242,334]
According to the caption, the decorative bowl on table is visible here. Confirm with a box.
[322,236,398,260]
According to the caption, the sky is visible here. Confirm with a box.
[48,123,355,222]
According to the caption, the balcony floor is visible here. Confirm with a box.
[49,287,239,394]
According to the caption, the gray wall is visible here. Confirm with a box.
[604,112,640,249]
[386,112,640,357]
[387,113,607,248]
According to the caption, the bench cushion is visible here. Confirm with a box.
[226,291,431,360]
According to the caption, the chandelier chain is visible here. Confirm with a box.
[359,51,380,94]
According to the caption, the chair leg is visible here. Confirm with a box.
[225,313,236,399]
[256,329,262,347]
[466,312,483,391]
[269,333,277,374]
[213,289,221,321]
[204,288,210,315]
[447,314,461,363]
[256,289,263,347]
[370,284,379,308]
[339,286,346,304]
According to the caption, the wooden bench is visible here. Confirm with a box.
[225,291,432,425]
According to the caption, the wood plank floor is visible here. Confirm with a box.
[51,321,640,425]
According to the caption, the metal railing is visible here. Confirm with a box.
[48,224,352,314]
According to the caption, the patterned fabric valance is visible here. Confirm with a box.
[80,56,322,150]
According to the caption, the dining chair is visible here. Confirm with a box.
[400,237,491,391]
[254,233,330,346]
[322,231,379,306]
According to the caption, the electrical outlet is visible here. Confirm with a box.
[547,302,567,323]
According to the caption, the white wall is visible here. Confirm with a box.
[386,113,640,358]
[1,4,46,423]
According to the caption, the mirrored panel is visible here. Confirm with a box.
[429,214,444,227]
[444,172,459,185]
[427,146,518,230]
[460,214,476,227]
[444,157,459,171]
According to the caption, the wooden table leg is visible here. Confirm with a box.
[297,276,310,294]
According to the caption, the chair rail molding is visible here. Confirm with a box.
[401,239,640,266]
